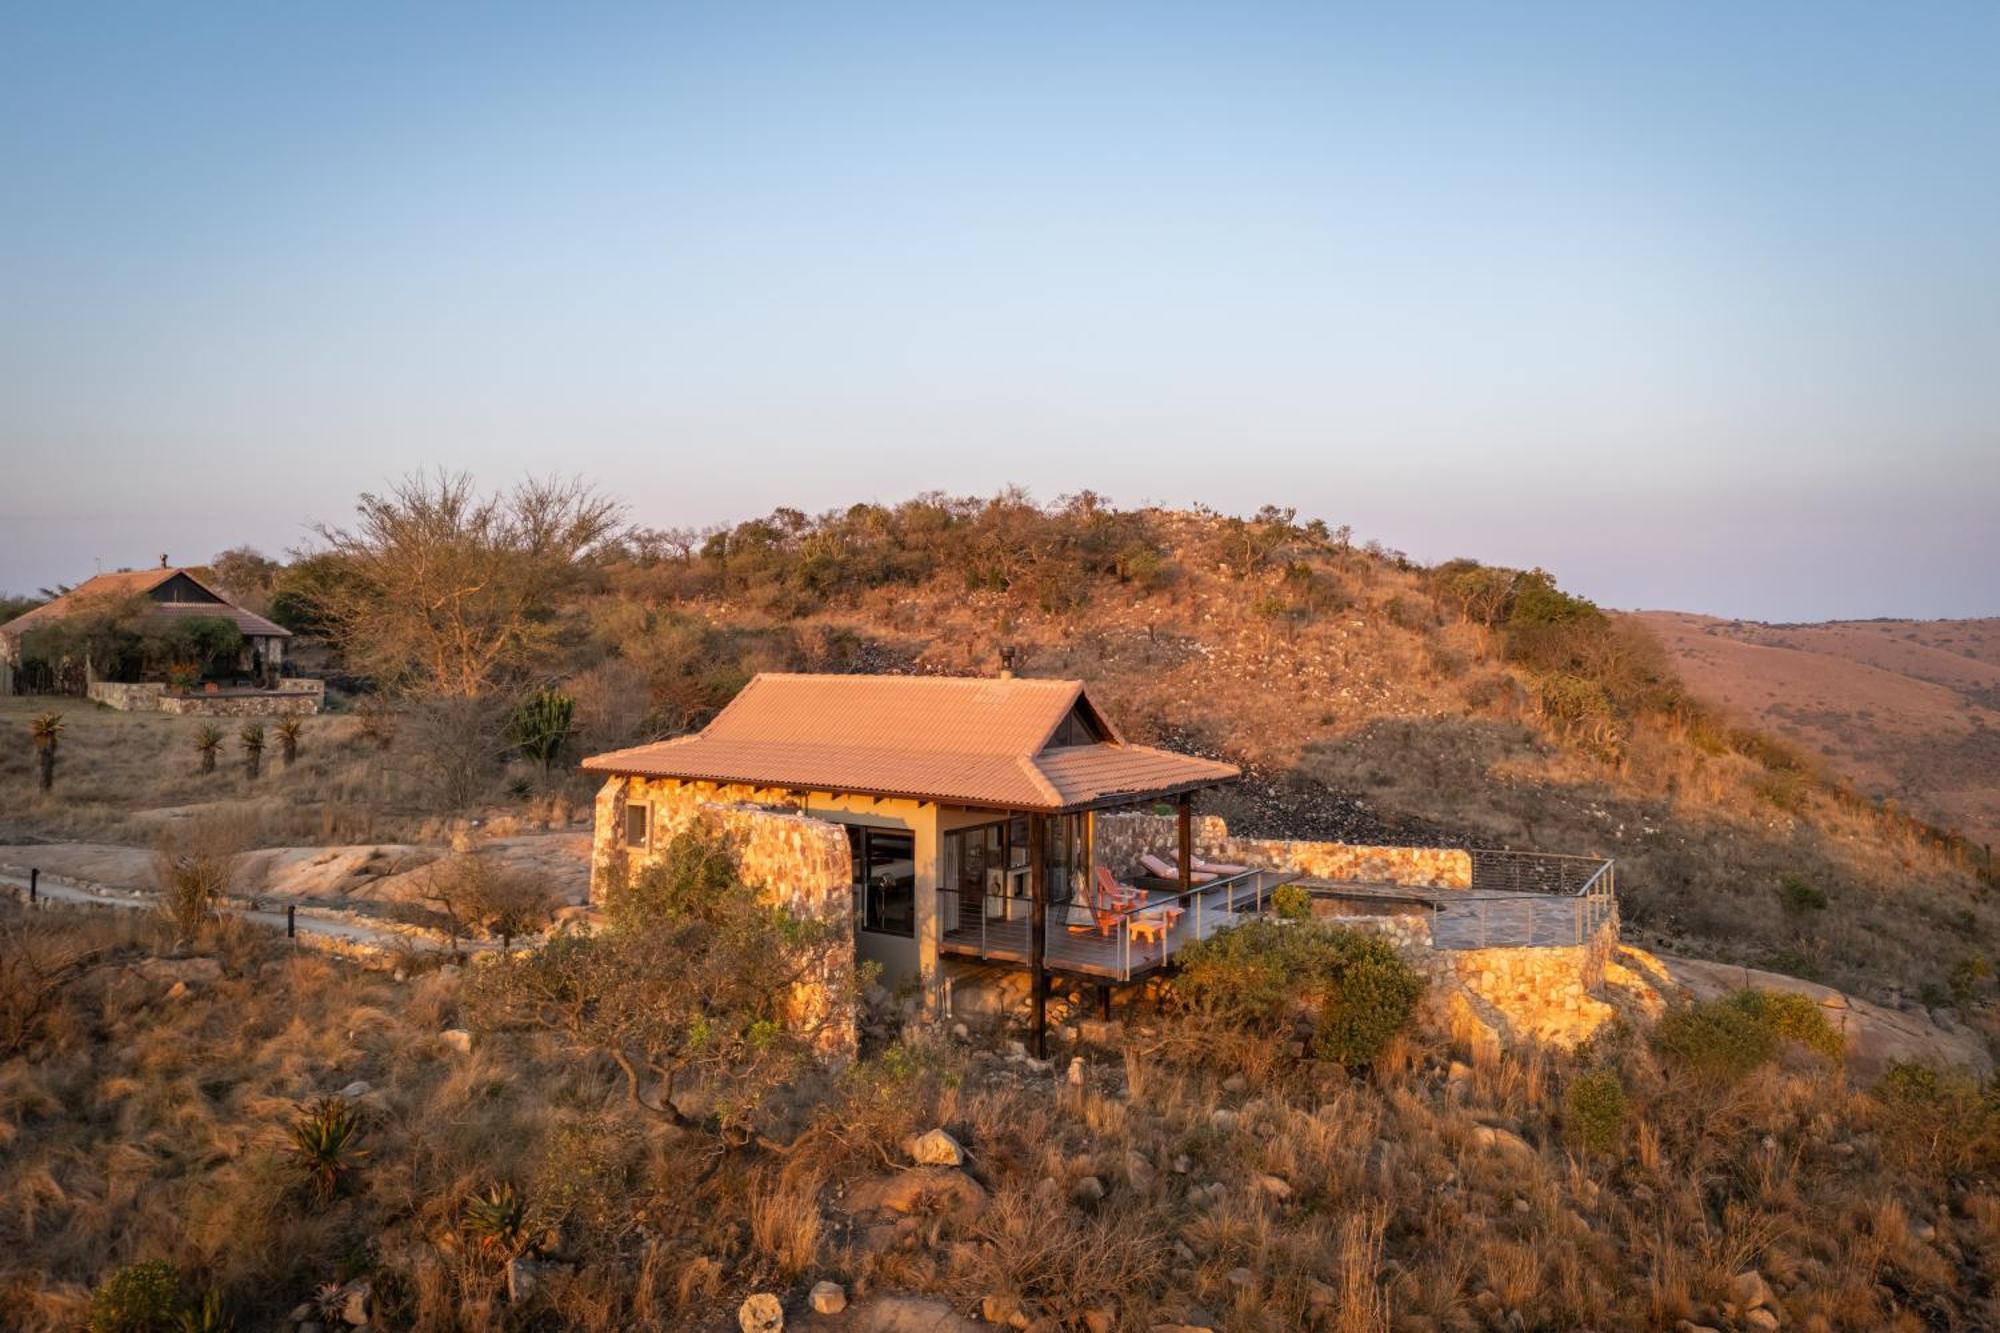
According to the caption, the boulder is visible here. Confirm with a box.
[1070,1175,1106,1205]
[338,1278,372,1326]
[337,1080,372,1100]
[1729,1272,1776,1311]
[739,1291,784,1332]
[440,1028,473,1054]
[1470,1125,1533,1159]
[843,1167,989,1225]
[906,1128,966,1167]
[1253,1173,1293,1200]
[136,956,225,985]
[842,1294,982,1332]
[810,1281,847,1315]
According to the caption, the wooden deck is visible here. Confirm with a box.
[937,870,1291,981]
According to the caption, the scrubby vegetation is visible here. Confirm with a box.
[3,900,1998,1330]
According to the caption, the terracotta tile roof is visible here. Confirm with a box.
[582,673,1240,811]
[0,567,291,640]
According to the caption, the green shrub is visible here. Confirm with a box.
[1172,920,1425,1070]
[1873,1062,2000,1176]
[1563,1067,1628,1154]
[1270,883,1313,922]
[1653,989,1843,1082]
[89,1260,180,1333]
[1311,932,1427,1068]
[1776,874,1828,915]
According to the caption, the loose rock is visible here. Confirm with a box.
[739,1291,784,1332]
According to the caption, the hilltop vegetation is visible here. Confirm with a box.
[7,481,1991,1006]
[4,479,1999,1331]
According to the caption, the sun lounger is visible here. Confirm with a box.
[1138,852,1216,884]
[1190,856,1250,877]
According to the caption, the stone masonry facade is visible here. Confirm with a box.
[1094,811,1472,888]
[592,774,858,1053]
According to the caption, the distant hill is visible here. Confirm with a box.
[1632,611,2000,848]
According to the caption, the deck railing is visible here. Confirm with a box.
[935,868,1278,982]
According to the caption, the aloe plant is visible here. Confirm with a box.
[238,722,265,779]
[289,1096,366,1206]
[194,724,223,774]
[464,1181,531,1257]
[28,712,63,792]
[276,717,303,767]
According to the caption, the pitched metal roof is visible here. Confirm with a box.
[0,567,291,640]
[581,672,1240,811]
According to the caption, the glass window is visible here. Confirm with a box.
[847,825,916,938]
[624,803,649,848]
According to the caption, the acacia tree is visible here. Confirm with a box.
[466,827,853,1148]
[306,472,624,699]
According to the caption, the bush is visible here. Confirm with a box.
[1777,874,1828,915]
[1563,1067,1628,1154]
[1312,932,1427,1068]
[1873,1062,2000,1177]
[1171,920,1425,1070]
[153,816,247,941]
[1270,883,1313,921]
[1654,989,1843,1082]
[89,1260,180,1333]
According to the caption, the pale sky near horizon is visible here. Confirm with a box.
[2,2,1995,620]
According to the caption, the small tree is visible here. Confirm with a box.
[239,723,265,779]
[194,724,223,774]
[509,685,576,773]
[466,826,852,1146]
[418,853,559,953]
[275,717,303,767]
[29,712,63,792]
[155,817,245,940]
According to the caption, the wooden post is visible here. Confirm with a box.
[1029,813,1048,1060]
[1099,984,1112,1021]
[1177,793,1193,896]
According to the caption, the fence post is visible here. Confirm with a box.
[286,903,296,939]
[28,867,37,906]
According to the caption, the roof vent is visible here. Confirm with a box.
[997,645,1018,680]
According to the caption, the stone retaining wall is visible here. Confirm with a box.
[1094,811,1472,888]
[1325,909,1622,1054]
[88,679,324,716]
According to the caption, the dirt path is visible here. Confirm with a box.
[0,867,506,955]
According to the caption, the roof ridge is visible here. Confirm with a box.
[747,670,1082,687]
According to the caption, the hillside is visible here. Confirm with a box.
[550,505,1993,1007]
[1635,612,2000,848]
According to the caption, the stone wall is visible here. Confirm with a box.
[87,681,166,710]
[591,775,858,1053]
[1324,909,1622,1055]
[1094,811,1472,889]
[87,679,324,716]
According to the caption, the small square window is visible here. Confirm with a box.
[624,803,650,848]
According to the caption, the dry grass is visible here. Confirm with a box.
[0,896,1995,1330]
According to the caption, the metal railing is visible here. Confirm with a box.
[1468,848,1613,896]
[934,868,1273,981]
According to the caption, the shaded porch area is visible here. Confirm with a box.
[937,868,1291,982]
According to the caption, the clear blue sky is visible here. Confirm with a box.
[2,2,1995,619]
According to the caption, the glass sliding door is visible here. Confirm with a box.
[847,825,916,938]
